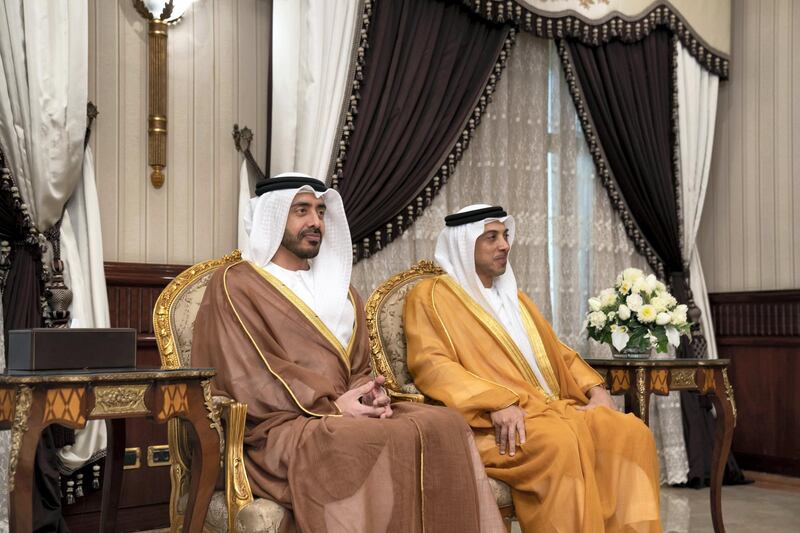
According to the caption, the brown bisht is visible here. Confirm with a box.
[192,261,500,533]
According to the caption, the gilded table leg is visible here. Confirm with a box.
[100,418,126,533]
[9,385,40,533]
[180,384,221,533]
[707,368,735,533]
[626,367,652,426]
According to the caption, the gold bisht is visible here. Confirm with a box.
[193,262,503,532]
[405,275,662,533]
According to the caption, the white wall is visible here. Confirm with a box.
[697,0,800,292]
[89,0,269,264]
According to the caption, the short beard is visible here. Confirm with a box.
[281,228,321,259]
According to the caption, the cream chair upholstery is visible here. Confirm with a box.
[366,260,516,531]
[153,250,287,533]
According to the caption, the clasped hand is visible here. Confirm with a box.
[490,404,526,457]
[334,375,393,418]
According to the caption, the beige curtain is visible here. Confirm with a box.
[238,0,362,250]
[351,32,689,484]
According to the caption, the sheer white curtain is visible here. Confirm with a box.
[677,42,719,358]
[0,1,89,527]
[238,0,361,249]
[57,146,109,472]
[351,32,689,485]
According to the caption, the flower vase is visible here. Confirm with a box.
[610,346,652,360]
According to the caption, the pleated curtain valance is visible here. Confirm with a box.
[461,0,730,78]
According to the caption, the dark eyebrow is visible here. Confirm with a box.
[291,201,326,209]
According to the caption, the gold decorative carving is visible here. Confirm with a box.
[201,379,224,458]
[8,385,33,492]
[91,384,149,416]
[722,368,737,428]
[222,401,254,532]
[610,369,630,394]
[636,367,647,420]
[43,387,86,426]
[153,250,242,369]
[0,387,15,422]
[670,368,696,389]
[650,369,669,395]
[365,260,444,394]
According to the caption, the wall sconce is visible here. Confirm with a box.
[133,0,194,188]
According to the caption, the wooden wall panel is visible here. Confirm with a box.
[709,290,800,477]
[698,0,800,292]
[89,0,269,265]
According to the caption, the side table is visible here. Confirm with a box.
[585,358,736,533]
[0,368,221,533]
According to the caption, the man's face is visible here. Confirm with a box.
[474,220,510,282]
[281,192,326,259]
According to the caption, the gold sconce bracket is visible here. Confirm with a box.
[133,1,188,189]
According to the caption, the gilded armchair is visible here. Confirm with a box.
[153,250,287,533]
[366,260,516,531]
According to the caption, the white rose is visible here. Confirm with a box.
[626,293,644,312]
[670,304,688,325]
[651,295,670,312]
[617,304,631,320]
[599,288,617,308]
[665,294,678,308]
[655,281,667,293]
[637,304,657,323]
[622,268,645,283]
[588,297,602,312]
[645,274,659,293]
[631,277,648,294]
[656,312,672,325]
[588,311,607,329]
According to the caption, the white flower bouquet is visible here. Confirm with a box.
[585,268,692,355]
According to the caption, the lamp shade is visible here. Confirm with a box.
[142,0,194,23]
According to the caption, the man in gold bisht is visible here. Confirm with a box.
[192,175,504,533]
[404,204,662,533]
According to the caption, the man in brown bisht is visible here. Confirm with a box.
[404,205,662,533]
[192,174,504,533]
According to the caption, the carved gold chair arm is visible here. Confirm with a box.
[387,388,425,403]
[220,400,254,532]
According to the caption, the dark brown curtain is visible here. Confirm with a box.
[337,0,509,259]
[567,29,681,274]
[565,30,745,487]
[1,169,70,531]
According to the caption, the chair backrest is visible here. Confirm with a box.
[154,250,242,369]
[366,260,444,395]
